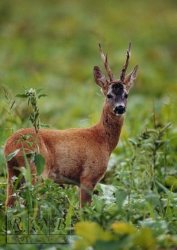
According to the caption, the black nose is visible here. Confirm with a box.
[114,105,125,114]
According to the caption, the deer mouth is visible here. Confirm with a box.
[115,111,125,116]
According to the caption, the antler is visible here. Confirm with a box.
[99,43,114,82]
[120,42,131,82]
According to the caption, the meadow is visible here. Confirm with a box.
[0,0,177,249]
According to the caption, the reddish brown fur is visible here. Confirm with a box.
[4,102,123,207]
[4,44,137,208]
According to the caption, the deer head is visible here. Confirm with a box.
[94,43,138,116]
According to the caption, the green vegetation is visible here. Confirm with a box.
[0,0,177,249]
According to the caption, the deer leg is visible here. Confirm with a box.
[5,159,21,207]
[5,156,37,208]
[80,186,92,207]
[79,178,96,208]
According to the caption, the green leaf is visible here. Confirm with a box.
[36,88,43,94]
[165,176,177,191]
[115,190,127,208]
[112,222,136,235]
[145,193,160,207]
[40,123,50,128]
[38,94,47,99]
[16,94,27,98]
[128,138,137,146]
[134,228,156,250]
[6,149,20,161]
[10,100,15,110]
[75,221,112,244]
[34,154,45,175]
[160,122,171,133]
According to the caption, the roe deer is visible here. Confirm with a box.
[4,43,138,208]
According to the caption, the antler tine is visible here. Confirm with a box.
[120,42,131,82]
[99,43,114,82]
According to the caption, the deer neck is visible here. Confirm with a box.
[97,102,124,153]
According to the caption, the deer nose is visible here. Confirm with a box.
[114,105,125,115]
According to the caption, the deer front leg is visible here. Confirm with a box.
[79,177,96,208]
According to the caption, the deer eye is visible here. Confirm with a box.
[124,93,128,99]
[107,94,113,99]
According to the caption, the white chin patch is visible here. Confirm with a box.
[115,113,125,117]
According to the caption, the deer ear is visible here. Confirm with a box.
[93,66,108,95]
[124,65,138,91]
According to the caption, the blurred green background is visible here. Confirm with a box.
[0,1,177,249]
[0,0,176,133]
